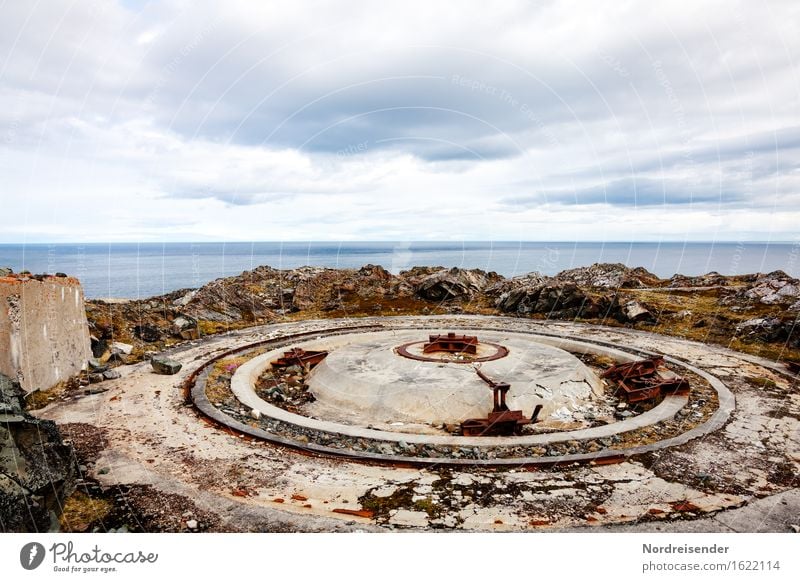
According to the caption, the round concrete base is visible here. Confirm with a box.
[303,330,603,427]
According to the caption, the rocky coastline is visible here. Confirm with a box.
[78,262,799,367]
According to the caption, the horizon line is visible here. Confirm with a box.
[0,240,797,245]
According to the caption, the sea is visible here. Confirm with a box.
[0,241,798,300]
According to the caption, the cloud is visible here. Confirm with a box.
[503,177,742,208]
[0,0,798,242]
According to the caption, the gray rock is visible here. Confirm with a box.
[110,342,134,355]
[0,374,75,532]
[102,369,121,381]
[556,263,657,288]
[668,272,728,288]
[106,352,128,365]
[90,336,108,358]
[171,315,198,339]
[736,317,786,339]
[734,316,798,348]
[151,356,183,375]
[415,267,489,301]
[622,300,654,323]
[741,271,800,305]
[133,324,161,343]
[495,279,595,317]
[87,358,108,373]
[172,290,198,307]
[0,374,24,416]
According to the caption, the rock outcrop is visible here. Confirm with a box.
[555,263,660,289]
[668,271,729,288]
[80,261,800,365]
[493,277,607,319]
[735,316,800,348]
[740,271,800,306]
[411,267,497,301]
[0,374,75,532]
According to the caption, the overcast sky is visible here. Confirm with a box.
[1,0,798,242]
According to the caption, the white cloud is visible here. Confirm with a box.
[0,0,798,242]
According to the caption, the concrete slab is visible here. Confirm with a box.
[33,315,797,532]
[229,329,691,447]
[305,329,603,425]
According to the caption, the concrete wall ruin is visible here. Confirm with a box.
[0,275,91,394]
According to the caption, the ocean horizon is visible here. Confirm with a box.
[1,241,798,300]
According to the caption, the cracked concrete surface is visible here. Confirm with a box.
[35,316,799,532]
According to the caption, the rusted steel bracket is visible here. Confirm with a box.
[271,347,329,369]
[601,355,689,404]
[461,368,539,436]
[423,332,479,355]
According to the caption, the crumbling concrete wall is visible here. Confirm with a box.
[0,275,91,393]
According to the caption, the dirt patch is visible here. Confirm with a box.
[60,423,109,463]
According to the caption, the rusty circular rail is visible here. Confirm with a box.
[394,340,509,363]
[184,320,741,468]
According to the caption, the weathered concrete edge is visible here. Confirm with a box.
[185,321,737,466]
[230,331,691,447]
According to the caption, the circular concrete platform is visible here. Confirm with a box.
[304,330,603,426]
[219,325,714,458]
[44,315,800,533]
